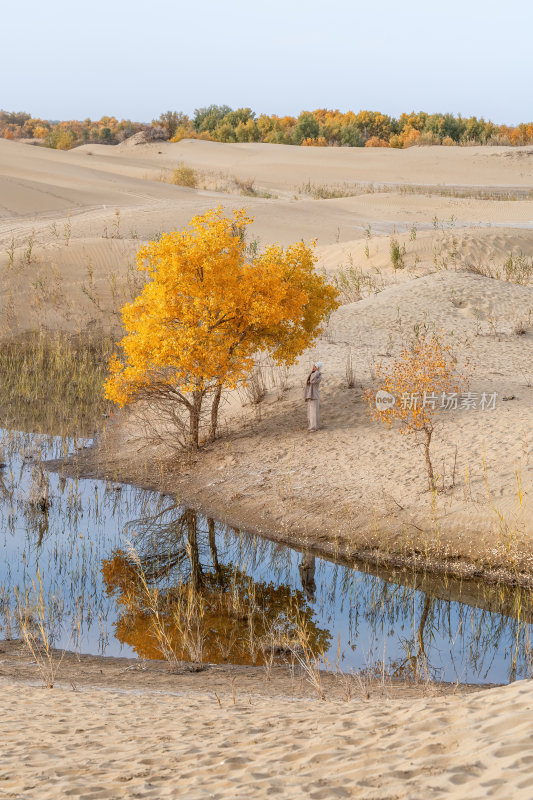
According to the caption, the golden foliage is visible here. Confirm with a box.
[302,136,328,147]
[365,334,468,490]
[105,208,338,447]
[364,136,390,148]
[366,335,460,432]
[102,549,330,665]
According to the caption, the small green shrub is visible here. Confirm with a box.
[390,237,406,270]
[503,252,533,285]
[467,253,533,285]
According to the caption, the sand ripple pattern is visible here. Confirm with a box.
[2,679,533,798]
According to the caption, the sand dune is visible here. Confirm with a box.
[318,227,533,277]
[2,677,533,799]
[2,136,533,797]
[2,139,532,242]
[75,138,533,189]
[1,137,532,337]
[0,138,531,571]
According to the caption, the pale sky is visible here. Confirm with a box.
[2,0,531,124]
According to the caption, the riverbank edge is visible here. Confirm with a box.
[0,639,494,700]
[44,431,533,593]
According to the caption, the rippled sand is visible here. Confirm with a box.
[2,678,533,798]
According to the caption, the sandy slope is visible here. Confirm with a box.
[1,138,532,572]
[2,677,533,799]
[1,139,532,242]
[85,268,533,580]
[2,137,533,798]
[77,138,533,189]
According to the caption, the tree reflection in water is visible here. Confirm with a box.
[337,569,533,683]
[210,533,533,683]
[2,432,532,683]
[102,507,331,665]
[100,501,533,682]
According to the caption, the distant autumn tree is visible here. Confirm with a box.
[156,110,189,138]
[105,208,339,450]
[365,334,467,492]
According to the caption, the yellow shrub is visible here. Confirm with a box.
[302,136,328,147]
[365,137,389,148]
[170,164,198,188]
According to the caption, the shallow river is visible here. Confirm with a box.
[1,431,531,685]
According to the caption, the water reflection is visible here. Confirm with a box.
[102,508,331,664]
[299,554,316,603]
[0,430,532,684]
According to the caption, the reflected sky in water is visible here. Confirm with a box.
[1,431,531,685]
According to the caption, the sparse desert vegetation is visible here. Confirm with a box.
[1,118,533,800]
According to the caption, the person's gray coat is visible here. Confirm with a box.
[304,370,322,400]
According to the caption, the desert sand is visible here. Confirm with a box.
[2,675,533,799]
[1,139,533,577]
[2,138,528,580]
[1,137,533,796]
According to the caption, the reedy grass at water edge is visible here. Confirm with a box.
[0,330,115,437]
[14,570,66,688]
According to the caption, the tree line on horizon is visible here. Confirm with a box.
[2,106,532,150]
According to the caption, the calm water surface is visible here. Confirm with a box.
[1,430,531,685]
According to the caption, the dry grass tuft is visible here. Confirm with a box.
[170,164,199,188]
[0,331,115,437]
[329,260,384,304]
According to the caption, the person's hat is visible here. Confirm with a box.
[314,361,323,369]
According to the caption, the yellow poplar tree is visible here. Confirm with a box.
[105,208,339,450]
[365,334,467,492]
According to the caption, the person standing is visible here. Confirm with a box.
[304,361,323,432]
[298,552,316,603]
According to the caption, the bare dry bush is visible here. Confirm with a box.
[239,365,267,406]
[330,260,383,304]
[232,176,257,196]
[345,348,356,388]
[142,125,169,142]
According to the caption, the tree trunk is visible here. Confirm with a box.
[186,509,203,592]
[188,391,203,451]
[208,383,223,442]
[207,517,224,585]
[417,595,432,657]
[423,427,436,492]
